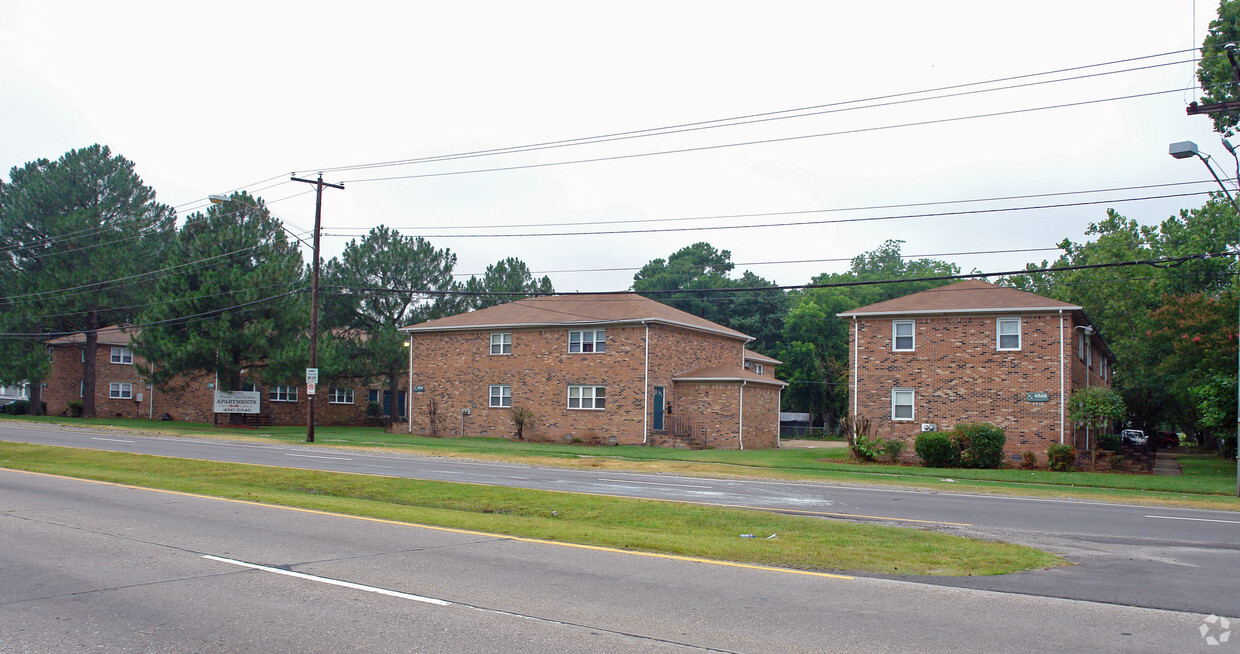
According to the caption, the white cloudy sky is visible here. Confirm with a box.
[0,1,1230,293]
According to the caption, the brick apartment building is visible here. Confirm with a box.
[42,326,398,426]
[400,293,785,449]
[838,280,1114,461]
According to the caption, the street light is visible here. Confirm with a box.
[1169,140,1240,496]
[1074,324,1095,451]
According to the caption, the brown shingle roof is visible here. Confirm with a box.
[837,280,1080,316]
[673,366,787,387]
[743,349,782,365]
[46,325,136,347]
[402,293,751,340]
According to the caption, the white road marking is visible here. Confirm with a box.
[201,554,451,606]
[598,478,714,489]
[1146,515,1240,525]
[90,437,134,443]
[284,453,352,461]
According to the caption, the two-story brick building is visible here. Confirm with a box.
[42,326,399,426]
[838,280,1114,462]
[400,293,785,449]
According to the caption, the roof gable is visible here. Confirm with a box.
[837,280,1079,316]
[402,293,751,341]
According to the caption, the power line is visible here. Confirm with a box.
[303,49,1197,177]
[324,189,1213,240]
[341,88,1191,184]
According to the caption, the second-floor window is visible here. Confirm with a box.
[111,347,133,364]
[109,382,132,399]
[754,363,764,375]
[997,318,1021,351]
[490,332,511,355]
[271,385,298,402]
[569,329,606,353]
[892,321,914,351]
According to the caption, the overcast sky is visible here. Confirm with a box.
[0,1,1230,293]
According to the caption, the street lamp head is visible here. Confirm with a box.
[1224,138,1238,156]
[1169,141,1200,160]
[208,194,229,204]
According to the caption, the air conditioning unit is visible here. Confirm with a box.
[920,423,937,432]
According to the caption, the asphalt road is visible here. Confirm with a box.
[2,422,1239,618]
[0,470,1221,653]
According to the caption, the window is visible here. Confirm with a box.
[489,384,511,408]
[270,385,298,402]
[754,363,764,375]
[79,380,84,398]
[490,332,512,355]
[892,320,915,351]
[997,318,1021,351]
[1078,333,1086,360]
[569,329,606,353]
[328,387,354,404]
[892,389,914,421]
[568,385,606,409]
[109,382,132,399]
[110,347,134,364]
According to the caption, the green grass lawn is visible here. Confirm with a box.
[4,415,1238,508]
[0,441,1063,577]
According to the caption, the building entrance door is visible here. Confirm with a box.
[652,386,665,431]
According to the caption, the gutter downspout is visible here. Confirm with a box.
[643,322,649,444]
[1059,310,1064,445]
[852,316,859,417]
[776,386,782,448]
[738,379,747,450]
[407,331,414,434]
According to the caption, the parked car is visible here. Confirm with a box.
[1120,429,1147,447]
[1149,431,1180,449]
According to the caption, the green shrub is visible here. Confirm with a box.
[845,415,883,462]
[1097,432,1121,451]
[68,400,83,418]
[915,431,960,468]
[882,439,906,462]
[365,401,382,418]
[3,400,45,415]
[952,422,1006,469]
[1047,444,1076,472]
[1020,451,1038,469]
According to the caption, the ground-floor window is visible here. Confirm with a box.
[490,384,511,408]
[568,385,605,410]
[328,387,354,404]
[109,382,132,399]
[271,385,298,402]
[891,388,914,421]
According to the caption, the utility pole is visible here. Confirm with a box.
[290,174,344,443]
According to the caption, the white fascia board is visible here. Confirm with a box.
[836,305,1082,318]
[674,375,787,388]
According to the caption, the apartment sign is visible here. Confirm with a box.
[1026,392,1050,403]
[214,390,261,414]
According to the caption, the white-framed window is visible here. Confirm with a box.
[110,347,134,365]
[567,385,606,410]
[328,387,354,404]
[1078,333,1086,360]
[891,388,914,421]
[489,384,511,408]
[80,348,85,362]
[270,385,298,402]
[997,317,1021,351]
[754,363,764,375]
[490,332,512,355]
[109,382,132,399]
[892,320,915,351]
[79,380,84,398]
[569,329,606,353]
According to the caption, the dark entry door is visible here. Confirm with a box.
[653,386,665,431]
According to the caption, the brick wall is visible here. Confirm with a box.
[848,312,1108,462]
[405,323,777,448]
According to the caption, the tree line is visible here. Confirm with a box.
[0,147,552,421]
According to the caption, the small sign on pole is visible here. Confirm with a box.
[306,368,319,384]
[306,382,316,396]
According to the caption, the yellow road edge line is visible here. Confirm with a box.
[0,467,855,581]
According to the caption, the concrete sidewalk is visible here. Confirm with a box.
[1152,451,1182,476]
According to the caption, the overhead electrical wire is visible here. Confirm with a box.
[302,48,1198,177]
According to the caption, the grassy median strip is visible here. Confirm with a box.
[0,442,1063,576]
